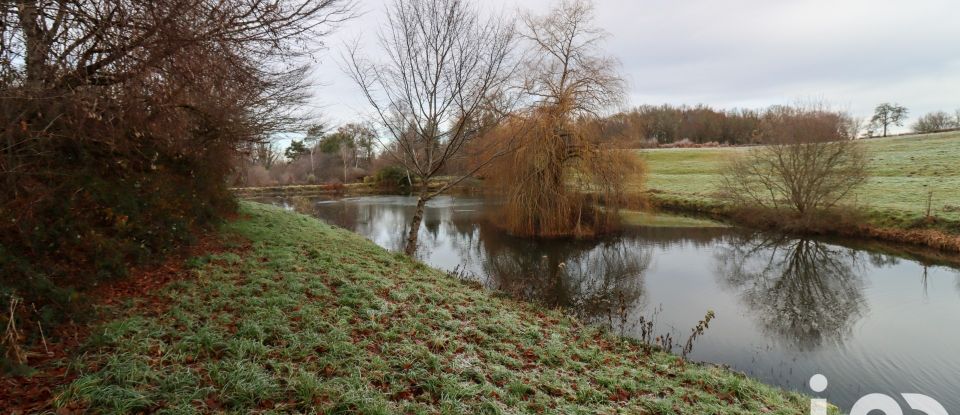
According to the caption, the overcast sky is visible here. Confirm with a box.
[306,0,960,134]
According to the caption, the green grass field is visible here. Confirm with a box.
[639,131,960,227]
[53,202,811,414]
[620,210,729,228]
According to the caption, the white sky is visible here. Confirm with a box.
[304,0,960,134]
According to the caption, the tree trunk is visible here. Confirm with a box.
[17,0,49,87]
[404,187,430,256]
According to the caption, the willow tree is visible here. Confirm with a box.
[347,0,518,256]
[489,0,640,238]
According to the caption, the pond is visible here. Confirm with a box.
[259,195,960,411]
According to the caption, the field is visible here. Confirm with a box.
[639,132,960,227]
[50,202,812,414]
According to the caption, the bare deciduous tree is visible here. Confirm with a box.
[842,114,865,140]
[722,106,868,216]
[520,0,625,117]
[912,111,958,133]
[2,0,354,193]
[346,0,518,255]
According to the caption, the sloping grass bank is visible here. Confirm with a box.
[53,202,810,414]
[638,132,960,251]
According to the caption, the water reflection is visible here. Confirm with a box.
[473,221,651,333]
[262,196,960,411]
[300,196,653,332]
[717,236,867,350]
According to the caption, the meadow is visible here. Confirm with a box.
[51,202,812,414]
[639,131,960,228]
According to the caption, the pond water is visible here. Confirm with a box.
[261,195,960,411]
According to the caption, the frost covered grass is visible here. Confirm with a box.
[55,202,812,414]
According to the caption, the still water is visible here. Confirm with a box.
[264,195,960,411]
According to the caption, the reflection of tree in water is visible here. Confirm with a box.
[716,236,868,350]
[866,251,901,268]
[310,198,411,251]
[955,271,960,296]
[468,220,651,334]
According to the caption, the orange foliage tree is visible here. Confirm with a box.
[483,0,643,238]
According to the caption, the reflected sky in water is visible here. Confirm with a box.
[266,195,960,411]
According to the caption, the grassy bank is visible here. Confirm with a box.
[639,132,960,249]
[51,202,810,414]
[231,177,483,199]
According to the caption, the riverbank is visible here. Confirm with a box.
[46,202,813,414]
[639,132,960,253]
[231,176,482,199]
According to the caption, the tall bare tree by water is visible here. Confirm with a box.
[487,0,639,238]
[347,0,518,255]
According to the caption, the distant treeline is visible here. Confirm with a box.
[591,104,860,147]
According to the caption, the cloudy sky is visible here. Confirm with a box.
[307,0,960,134]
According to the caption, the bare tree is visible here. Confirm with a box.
[253,142,282,169]
[346,0,518,255]
[842,114,865,140]
[912,111,958,133]
[870,103,909,137]
[520,0,625,117]
[722,106,869,216]
[2,0,354,193]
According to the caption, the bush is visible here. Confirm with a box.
[721,106,868,217]
[1,138,237,338]
[374,166,412,191]
[1,0,351,370]
[912,111,958,134]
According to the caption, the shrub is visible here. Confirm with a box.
[0,0,352,367]
[374,166,412,192]
[912,111,958,134]
[721,106,868,217]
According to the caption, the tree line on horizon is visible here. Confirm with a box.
[583,102,959,148]
[240,98,959,190]
[238,99,959,189]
